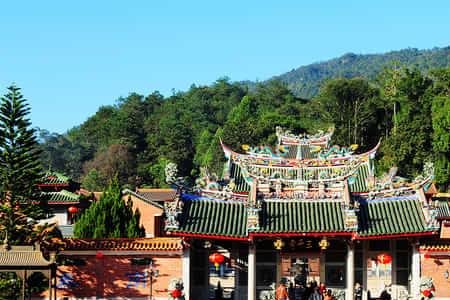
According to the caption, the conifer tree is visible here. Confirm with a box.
[74,178,145,238]
[0,85,43,244]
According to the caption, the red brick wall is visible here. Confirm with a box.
[124,194,164,237]
[421,254,450,297]
[49,253,183,299]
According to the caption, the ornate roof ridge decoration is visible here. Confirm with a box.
[276,126,334,146]
[60,237,183,251]
[197,190,248,202]
[363,175,433,198]
[164,189,183,231]
[262,198,345,203]
[220,139,380,167]
[237,158,364,184]
[182,193,247,203]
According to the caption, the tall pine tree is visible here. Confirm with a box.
[0,85,43,244]
[74,178,145,238]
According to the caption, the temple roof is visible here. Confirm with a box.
[348,164,370,193]
[172,199,248,239]
[356,197,429,237]
[41,190,80,205]
[38,172,71,186]
[229,163,251,192]
[123,189,165,209]
[258,200,349,234]
[168,194,434,239]
[134,188,177,202]
[0,245,52,268]
[435,200,450,219]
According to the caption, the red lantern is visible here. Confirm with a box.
[96,251,104,260]
[424,253,431,259]
[209,253,225,270]
[377,253,392,264]
[68,206,78,214]
[171,289,182,298]
[422,289,431,298]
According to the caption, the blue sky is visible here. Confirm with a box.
[1,1,449,133]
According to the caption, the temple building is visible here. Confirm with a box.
[165,127,442,300]
[37,172,87,238]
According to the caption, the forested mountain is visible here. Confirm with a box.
[268,47,450,98]
[38,47,450,192]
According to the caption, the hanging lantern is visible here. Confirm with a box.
[68,206,78,214]
[377,253,392,264]
[171,289,182,298]
[96,251,104,260]
[209,253,225,270]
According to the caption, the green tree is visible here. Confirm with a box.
[316,78,383,150]
[430,68,450,189]
[0,85,44,244]
[82,144,136,190]
[432,95,450,189]
[379,68,433,177]
[74,178,145,238]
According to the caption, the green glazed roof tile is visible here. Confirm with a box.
[349,164,369,193]
[40,190,80,204]
[40,172,71,185]
[436,201,450,218]
[357,198,427,236]
[230,163,250,192]
[173,199,248,238]
[259,200,347,233]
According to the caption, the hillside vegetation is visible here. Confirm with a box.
[39,48,450,191]
[272,47,450,98]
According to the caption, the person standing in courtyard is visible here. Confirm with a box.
[276,278,289,300]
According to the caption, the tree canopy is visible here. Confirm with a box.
[0,85,45,245]
[39,66,450,191]
[74,178,145,238]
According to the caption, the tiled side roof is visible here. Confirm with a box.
[349,164,369,193]
[0,246,52,267]
[61,238,183,251]
[39,172,70,186]
[284,145,298,159]
[123,189,164,209]
[259,200,348,233]
[136,188,177,202]
[41,190,80,204]
[436,201,450,219]
[230,163,250,192]
[172,199,248,238]
[58,225,74,238]
[357,198,428,237]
